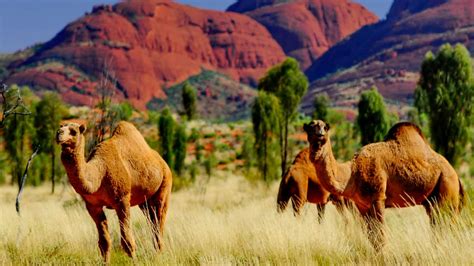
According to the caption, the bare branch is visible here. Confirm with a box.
[15,145,40,216]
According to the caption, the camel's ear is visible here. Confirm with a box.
[79,124,87,134]
[325,123,330,131]
[303,123,310,132]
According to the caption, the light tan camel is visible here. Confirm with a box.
[304,120,465,249]
[277,148,351,221]
[56,121,172,262]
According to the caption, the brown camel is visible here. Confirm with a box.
[56,121,172,262]
[304,120,465,249]
[277,148,351,221]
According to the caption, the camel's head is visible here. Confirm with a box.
[56,123,86,147]
[303,120,330,145]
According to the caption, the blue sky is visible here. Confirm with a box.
[0,0,392,53]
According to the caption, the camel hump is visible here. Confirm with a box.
[112,121,140,137]
[384,122,426,142]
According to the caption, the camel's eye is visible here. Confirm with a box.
[70,129,77,136]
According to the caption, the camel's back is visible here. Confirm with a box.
[355,122,431,162]
[351,122,449,206]
[384,122,428,147]
[105,121,169,185]
[110,121,163,162]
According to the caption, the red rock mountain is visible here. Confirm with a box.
[302,0,474,111]
[6,0,285,109]
[228,0,378,69]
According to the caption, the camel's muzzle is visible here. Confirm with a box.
[56,129,64,144]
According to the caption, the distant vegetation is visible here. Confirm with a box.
[415,44,474,166]
[257,58,308,176]
[0,43,472,191]
[356,87,392,146]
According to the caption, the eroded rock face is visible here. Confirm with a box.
[7,0,285,109]
[303,0,474,112]
[227,0,281,13]
[386,0,449,20]
[228,0,378,69]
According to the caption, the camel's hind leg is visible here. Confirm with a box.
[116,197,137,258]
[141,182,171,251]
[423,173,461,226]
[86,204,111,263]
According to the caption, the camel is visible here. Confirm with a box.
[277,148,351,221]
[304,120,465,249]
[56,121,172,262]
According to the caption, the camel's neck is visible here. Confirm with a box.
[61,136,103,195]
[309,139,351,197]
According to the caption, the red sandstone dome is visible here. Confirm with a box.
[7,0,285,109]
[228,0,378,69]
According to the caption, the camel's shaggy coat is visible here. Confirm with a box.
[57,121,172,262]
[277,148,350,220]
[304,120,464,248]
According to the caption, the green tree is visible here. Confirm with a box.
[3,86,36,185]
[312,94,330,121]
[330,115,359,161]
[240,134,256,173]
[357,87,391,146]
[204,151,217,179]
[258,57,308,174]
[33,92,68,193]
[173,124,187,175]
[158,108,175,169]
[415,43,474,165]
[182,82,197,120]
[251,92,281,182]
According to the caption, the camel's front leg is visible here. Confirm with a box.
[361,200,386,251]
[86,204,111,263]
[116,198,136,258]
[316,203,326,223]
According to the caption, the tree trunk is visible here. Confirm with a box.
[281,118,289,175]
[279,119,285,175]
[51,149,55,194]
[263,136,268,181]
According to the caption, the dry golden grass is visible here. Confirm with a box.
[1,173,474,265]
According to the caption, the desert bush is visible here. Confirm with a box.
[415,43,474,166]
[357,87,391,145]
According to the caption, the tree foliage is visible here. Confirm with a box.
[356,87,391,146]
[312,93,330,121]
[173,124,187,175]
[328,110,360,161]
[158,108,175,169]
[251,91,281,183]
[33,91,68,193]
[182,82,197,121]
[415,43,474,165]
[3,86,36,185]
[258,57,308,174]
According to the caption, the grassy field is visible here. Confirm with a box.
[1,172,474,265]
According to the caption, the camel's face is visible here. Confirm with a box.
[303,120,330,144]
[56,123,86,146]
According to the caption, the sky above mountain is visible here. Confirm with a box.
[0,0,392,53]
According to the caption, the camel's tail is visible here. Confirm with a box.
[459,178,467,212]
[277,177,291,213]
